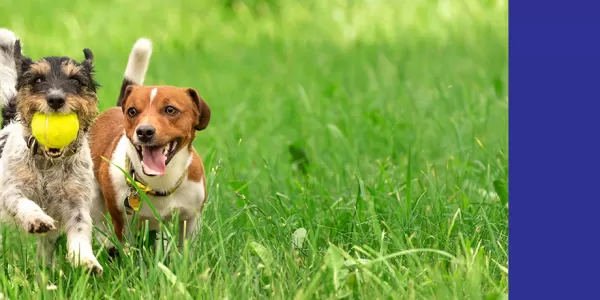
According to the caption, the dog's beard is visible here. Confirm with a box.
[16,98,94,159]
[67,95,99,129]
[16,95,44,127]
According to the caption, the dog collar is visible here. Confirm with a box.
[23,135,78,157]
[22,126,87,157]
[123,155,188,213]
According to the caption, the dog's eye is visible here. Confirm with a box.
[34,77,45,84]
[127,108,137,118]
[165,106,179,116]
[69,78,81,86]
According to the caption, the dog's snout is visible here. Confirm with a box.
[136,125,156,142]
[46,95,65,110]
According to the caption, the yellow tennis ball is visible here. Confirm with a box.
[31,113,79,149]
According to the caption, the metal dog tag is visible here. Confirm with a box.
[124,188,142,213]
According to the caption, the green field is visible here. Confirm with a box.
[0,0,508,299]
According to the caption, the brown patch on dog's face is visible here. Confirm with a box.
[16,50,99,131]
[13,48,99,157]
[28,60,50,74]
[61,61,83,77]
[120,85,211,175]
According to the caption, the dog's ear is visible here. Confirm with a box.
[120,85,135,112]
[80,48,100,91]
[186,88,210,131]
[81,48,94,71]
[13,40,32,77]
[82,48,94,64]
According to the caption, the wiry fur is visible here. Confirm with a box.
[0,29,22,128]
[0,29,102,274]
[0,29,18,106]
[0,124,98,269]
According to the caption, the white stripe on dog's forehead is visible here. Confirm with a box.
[149,88,158,103]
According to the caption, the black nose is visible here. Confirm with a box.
[136,125,156,142]
[46,95,65,110]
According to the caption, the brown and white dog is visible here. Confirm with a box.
[90,38,211,253]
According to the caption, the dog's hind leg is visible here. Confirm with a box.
[37,231,60,266]
[93,216,119,257]
[90,184,119,256]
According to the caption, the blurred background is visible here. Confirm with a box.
[0,0,508,298]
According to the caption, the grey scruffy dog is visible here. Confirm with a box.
[0,28,102,274]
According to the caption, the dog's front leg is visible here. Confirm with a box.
[62,202,103,275]
[0,186,57,234]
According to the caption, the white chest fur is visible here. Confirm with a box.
[107,136,205,230]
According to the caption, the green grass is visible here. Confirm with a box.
[0,0,508,299]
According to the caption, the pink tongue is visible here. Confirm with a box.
[142,146,167,176]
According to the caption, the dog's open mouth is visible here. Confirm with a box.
[134,139,179,176]
[44,147,64,158]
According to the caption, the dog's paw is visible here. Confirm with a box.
[24,213,57,234]
[68,250,103,275]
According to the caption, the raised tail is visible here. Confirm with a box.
[117,38,152,106]
[0,29,19,128]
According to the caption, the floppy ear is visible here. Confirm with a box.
[120,85,135,112]
[186,88,210,131]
